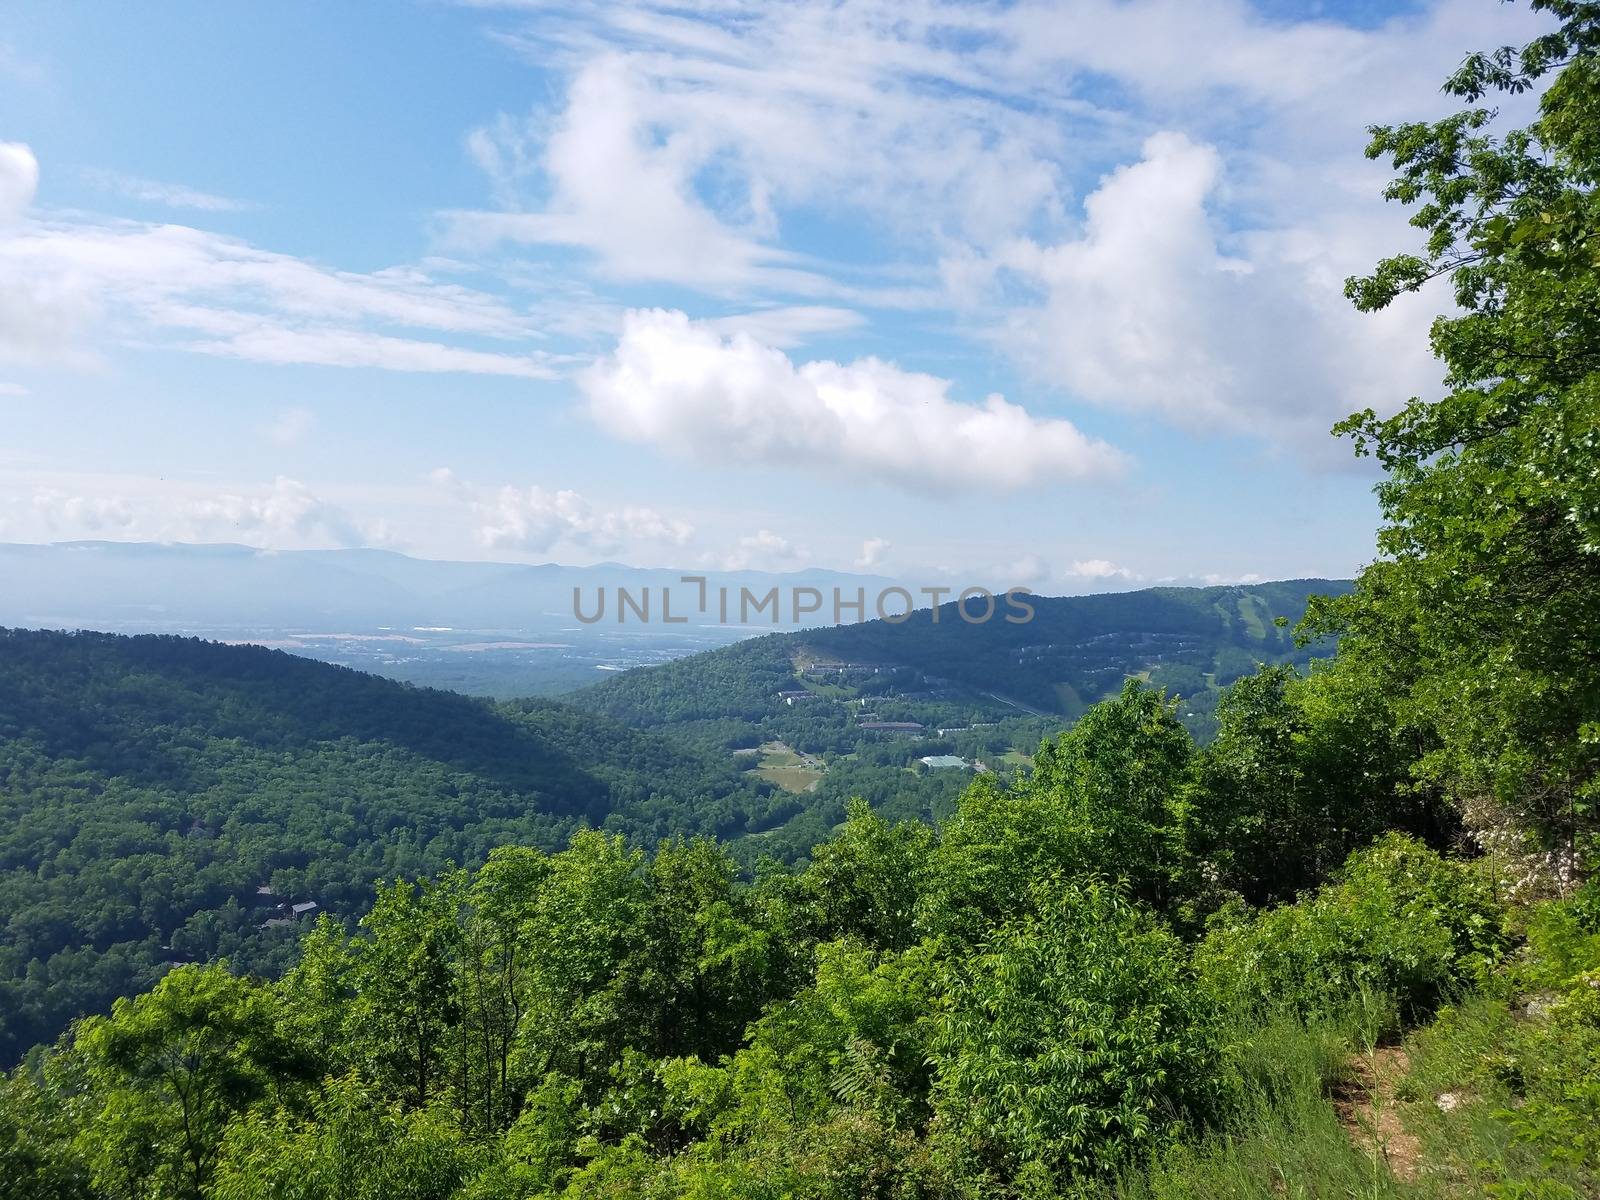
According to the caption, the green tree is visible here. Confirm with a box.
[796,798,936,951]
[344,878,462,1109]
[1312,0,1600,891]
[73,964,300,1200]
[210,1073,480,1200]
[928,682,1193,938]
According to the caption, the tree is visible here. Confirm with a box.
[797,798,936,951]
[210,1073,480,1200]
[1191,663,1443,903]
[73,965,300,1200]
[1311,0,1600,892]
[345,878,462,1110]
[928,681,1194,939]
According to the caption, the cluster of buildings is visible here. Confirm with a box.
[254,884,320,930]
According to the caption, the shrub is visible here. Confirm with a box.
[930,879,1223,1195]
[1196,833,1505,1022]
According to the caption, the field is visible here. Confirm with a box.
[752,740,827,793]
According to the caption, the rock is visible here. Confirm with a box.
[1435,1092,1462,1113]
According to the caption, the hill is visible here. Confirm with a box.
[564,579,1349,856]
[574,579,1349,735]
[0,628,782,1064]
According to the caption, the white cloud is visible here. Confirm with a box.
[476,483,693,555]
[450,18,1074,297]
[995,553,1052,586]
[993,131,1442,446]
[1201,570,1265,586]
[9,473,388,549]
[0,142,37,224]
[0,381,27,397]
[1069,558,1137,580]
[32,489,136,533]
[701,305,863,349]
[187,476,380,547]
[856,536,890,570]
[0,146,558,377]
[453,0,1540,458]
[712,527,807,571]
[185,323,557,378]
[81,167,252,213]
[581,308,1125,493]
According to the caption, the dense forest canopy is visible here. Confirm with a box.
[4,2,1600,1198]
[0,629,784,1064]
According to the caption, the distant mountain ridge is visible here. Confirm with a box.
[0,541,899,632]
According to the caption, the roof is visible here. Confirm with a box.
[291,901,319,914]
[919,755,970,769]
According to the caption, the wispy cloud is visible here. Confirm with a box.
[81,167,254,213]
[0,147,559,379]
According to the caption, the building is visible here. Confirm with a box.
[859,721,924,732]
[919,755,970,770]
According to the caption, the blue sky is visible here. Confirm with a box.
[0,0,1543,591]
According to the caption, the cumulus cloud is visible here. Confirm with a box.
[856,537,890,570]
[1069,558,1138,580]
[32,489,135,533]
[711,528,808,571]
[450,56,826,296]
[994,131,1442,446]
[18,475,383,549]
[452,0,1540,459]
[994,553,1052,586]
[188,476,379,547]
[476,483,693,555]
[581,309,1125,493]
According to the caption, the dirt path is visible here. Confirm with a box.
[1333,1046,1422,1184]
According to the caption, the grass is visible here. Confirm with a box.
[1103,986,1596,1200]
[754,740,826,794]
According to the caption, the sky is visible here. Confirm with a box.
[0,0,1546,593]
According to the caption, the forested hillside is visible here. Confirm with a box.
[0,629,779,1064]
[575,579,1347,730]
[559,579,1343,859]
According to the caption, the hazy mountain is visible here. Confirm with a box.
[0,541,900,634]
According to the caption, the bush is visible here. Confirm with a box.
[930,879,1223,1195]
[1196,833,1506,1022]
